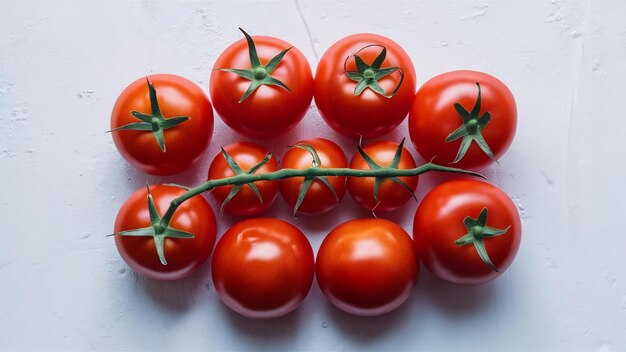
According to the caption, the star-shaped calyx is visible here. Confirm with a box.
[115,185,195,265]
[109,79,189,152]
[345,44,404,98]
[290,143,338,217]
[215,28,292,103]
[217,147,273,213]
[454,207,510,272]
[445,82,496,163]
[357,138,417,205]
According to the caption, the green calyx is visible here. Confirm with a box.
[215,28,292,103]
[115,185,195,265]
[344,44,404,98]
[109,79,189,153]
[357,138,417,204]
[454,207,510,272]
[445,82,495,163]
[290,143,338,217]
[218,147,273,214]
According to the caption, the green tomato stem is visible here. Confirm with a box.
[159,162,482,226]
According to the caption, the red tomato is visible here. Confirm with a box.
[210,29,314,138]
[413,179,522,285]
[316,218,419,316]
[347,141,418,212]
[279,138,347,215]
[315,33,416,138]
[114,185,217,280]
[208,142,279,216]
[409,70,517,169]
[212,218,315,318]
[111,74,214,175]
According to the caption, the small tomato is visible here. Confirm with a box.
[212,218,314,318]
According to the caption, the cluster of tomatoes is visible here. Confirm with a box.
[110,29,521,318]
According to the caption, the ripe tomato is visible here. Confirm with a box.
[210,29,314,138]
[409,70,517,169]
[316,218,419,316]
[413,179,522,285]
[314,33,416,138]
[279,138,347,215]
[347,140,418,212]
[114,185,217,280]
[208,142,278,216]
[212,218,315,318]
[111,74,214,175]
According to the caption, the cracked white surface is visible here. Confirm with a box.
[1,1,626,350]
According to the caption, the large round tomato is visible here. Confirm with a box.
[212,218,314,318]
[210,29,314,138]
[114,185,217,280]
[347,141,418,212]
[314,33,416,138]
[111,74,214,175]
[409,70,517,169]
[208,142,279,216]
[279,138,347,215]
[316,218,419,316]
[413,179,522,285]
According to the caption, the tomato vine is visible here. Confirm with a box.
[114,141,483,265]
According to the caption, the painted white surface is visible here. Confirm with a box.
[1,0,625,350]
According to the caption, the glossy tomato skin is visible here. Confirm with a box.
[316,218,419,316]
[208,142,279,216]
[279,138,347,215]
[347,141,418,212]
[413,179,522,285]
[212,218,315,318]
[409,70,517,169]
[315,33,416,138]
[210,36,314,138]
[114,185,217,280]
[111,74,214,175]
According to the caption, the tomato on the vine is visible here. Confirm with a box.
[409,70,517,169]
[114,185,217,280]
[314,33,416,138]
[347,140,418,212]
[208,142,279,216]
[212,218,314,318]
[210,28,314,138]
[111,74,214,175]
[279,138,347,215]
[316,218,419,316]
[413,179,522,285]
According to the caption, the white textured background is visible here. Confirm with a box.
[1,1,625,351]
